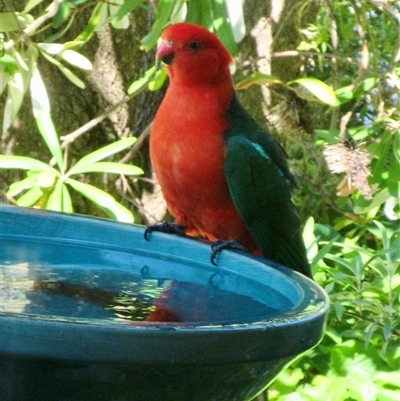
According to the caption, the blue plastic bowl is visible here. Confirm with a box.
[0,205,329,401]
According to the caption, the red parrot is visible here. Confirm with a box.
[149,23,312,279]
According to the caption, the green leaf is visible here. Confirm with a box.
[128,66,156,95]
[60,49,92,70]
[0,155,58,173]
[40,50,86,88]
[16,186,44,207]
[45,179,64,211]
[38,43,64,55]
[289,77,339,106]
[0,70,9,95]
[37,170,57,188]
[24,0,45,13]
[110,0,143,22]
[67,178,134,223]
[52,1,71,29]
[0,54,19,75]
[0,12,29,31]
[58,61,86,88]
[62,184,74,213]
[3,71,24,133]
[2,97,13,134]
[303,216,318,261]
[211,0,238,55]
[186,0,213,28]
[225,0,245,42]
[73,2,104,46]
[67,137,136,175]
[375,371,400,388]
[312,235,339,269]
[68,161,143,176]
[148,68,167,91]
[30,65,64,170]
[108,0,130,29]
[6,172,41,197]
[335,85,354,104]
[236,73,283,90]
[354,188,390,215]
[140,0,176,51]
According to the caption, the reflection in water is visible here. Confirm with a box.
[1,263,281,324]
[1,263,33,313]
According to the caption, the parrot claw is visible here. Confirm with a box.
[144,221,186,241]
[210,240,249,266]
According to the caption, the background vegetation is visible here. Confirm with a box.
[1,1,399,400]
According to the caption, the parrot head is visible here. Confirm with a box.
[156,23,233,85]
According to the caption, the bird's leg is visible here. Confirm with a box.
[144,221,186,241]
[210,239,249,266]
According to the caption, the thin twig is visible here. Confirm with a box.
[321,192,363,222]
[60,95,132,148]
[3,0,60,51]
[272,50,357,66]
[118,122,152,164]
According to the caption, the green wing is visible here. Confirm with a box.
[224,135,312,278]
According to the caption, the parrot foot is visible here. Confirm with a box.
[210,240,249,266]
[144,221,186,241]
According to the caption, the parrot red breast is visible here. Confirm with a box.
[149,22,312,279]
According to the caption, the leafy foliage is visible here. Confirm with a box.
[265,1,400,399]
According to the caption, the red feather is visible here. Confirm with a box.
[151,23,260,254]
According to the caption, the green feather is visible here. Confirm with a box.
[224,95,312,278]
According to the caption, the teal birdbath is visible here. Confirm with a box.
[0,205,329,401]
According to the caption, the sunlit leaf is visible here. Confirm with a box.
[52,1,71,29]
[62,184,73,213]
[2,97,13,134]
[0,69,9,95]
[16,186,44,207]
[140,0,176,51]
[226,0,245,42]
[67,178,134,223]
[30,65,50,112]
[0,12,29,31]
[45,179,63,211]
[236,73,283,90]
[186,0,212,27]
[40,50,86,88]
[211,0,238,55]
[57,62,86,88]
[2,53,18,76]
[335,84,354,104]
[148,68,167,91]
[6,172,41,197]
[3,71,24,133]
[353,188,390,215]
[30,65,64,170]
[289,77,339,106]
[68,161,143,176]
[67,137,136,175]
[37,170,57,188]
[110,0,142,23]
[0,155,58,173]
[24,0,45,13]
[60,49,92,70]
[38,43,64,55]
[128,66,156,95]
[71,3,102,47]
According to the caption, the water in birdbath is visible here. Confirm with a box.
[1,262,287,325]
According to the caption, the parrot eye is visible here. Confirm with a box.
[188,40,201,51]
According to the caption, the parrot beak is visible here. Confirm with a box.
[156,38,175,67]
